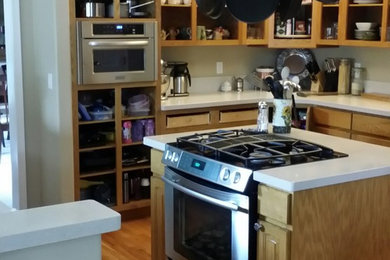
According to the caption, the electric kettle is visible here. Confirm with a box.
[167,61,191,96]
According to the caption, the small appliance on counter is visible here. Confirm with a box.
[165,61,191,97]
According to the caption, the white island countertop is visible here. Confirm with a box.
[161,91,390,117]
[144,126,390,193]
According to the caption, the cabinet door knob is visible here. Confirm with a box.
[254,222,263,232]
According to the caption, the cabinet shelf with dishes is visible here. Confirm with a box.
[70,0,159,213]
[161,0,242,46]
[268,1,319,48]
[315,1,341,45]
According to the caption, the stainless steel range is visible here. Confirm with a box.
[162,129,347,260]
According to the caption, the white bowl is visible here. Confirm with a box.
[355,22,377,30]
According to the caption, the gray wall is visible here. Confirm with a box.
[20,0,73,207]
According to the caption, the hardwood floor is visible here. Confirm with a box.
[102,216,151,260]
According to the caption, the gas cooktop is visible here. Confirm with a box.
[163,129,348,192]
[172,129,348,171]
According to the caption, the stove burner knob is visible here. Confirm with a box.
[222,168,230,181]
[233,172,241,183]
[165,151,171,160]
[172,152,179,163]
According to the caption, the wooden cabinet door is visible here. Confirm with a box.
[257,221,290,260]
[151,176,166,260]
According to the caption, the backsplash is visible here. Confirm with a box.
[162,46,390,90]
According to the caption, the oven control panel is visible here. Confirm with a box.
[163,144,253,192]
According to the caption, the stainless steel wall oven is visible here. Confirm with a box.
[162,129,348,260]
[76,21,157,85]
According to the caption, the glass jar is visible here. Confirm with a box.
[338,58,351,94]
[351,63,365,96]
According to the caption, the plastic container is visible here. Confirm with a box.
[128,94,150,116]
[89,110,113,120]
[144,119,155,136]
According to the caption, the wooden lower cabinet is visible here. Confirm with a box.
[307,106,390,147]
[257,221,290,260]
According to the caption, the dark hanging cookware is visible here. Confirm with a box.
[225,0,280,23]
[317,0,339,3]
[196,0,225,19]
[277,0,303,22]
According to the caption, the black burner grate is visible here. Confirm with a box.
[175,129,347,171]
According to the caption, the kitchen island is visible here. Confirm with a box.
[144,126,390,260]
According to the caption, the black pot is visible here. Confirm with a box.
[225,0,280,23]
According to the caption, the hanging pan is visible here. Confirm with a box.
[225,0,280,23]
[196,0,225,20]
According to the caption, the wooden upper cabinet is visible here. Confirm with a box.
[161,0,242,46]
[268,1,319,48]
[315,0,342,46]
[316,0,390,47]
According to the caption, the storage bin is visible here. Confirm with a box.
[90,110,113,120]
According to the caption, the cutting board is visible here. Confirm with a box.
[361,93,390,102]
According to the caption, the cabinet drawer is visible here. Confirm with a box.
[257,221,290,260]
[151,149,164,177]
[352,113,390,138]
[309,107,352,130]
[219,109,257,123]
[258,185,291,224]
[311,126,351,139]
[351,133,390,147]
[166,112,210,128]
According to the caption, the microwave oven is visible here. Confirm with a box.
[76,21,157,85]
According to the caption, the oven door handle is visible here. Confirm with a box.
[88,40,149,47]
[162,176,239,211]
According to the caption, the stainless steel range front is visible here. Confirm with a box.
[162,129,347,260]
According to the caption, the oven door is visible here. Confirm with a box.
[78,38,156,84]
[163,166,250,260]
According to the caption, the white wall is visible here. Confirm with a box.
[20,0,73,207]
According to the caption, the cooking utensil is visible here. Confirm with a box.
[276,49,314,81]
[278,0,303,21]
[225,0,280,23]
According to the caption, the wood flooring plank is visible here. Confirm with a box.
[102,217,151,260]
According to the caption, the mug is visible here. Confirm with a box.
[272,99,292,133]
[168,27,179,40]
[197,26,206,40]
[178,27,191,40]
[183,0,191,4]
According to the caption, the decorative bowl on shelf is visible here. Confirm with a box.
[355,22,377,31]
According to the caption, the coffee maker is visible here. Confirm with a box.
[166,61,191,97]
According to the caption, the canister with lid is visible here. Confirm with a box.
[338,58,351,94]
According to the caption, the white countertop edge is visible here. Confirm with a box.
[0,200,121,253]
[161,91,390,117]
[144,137,166,151]
[254,166,390,193]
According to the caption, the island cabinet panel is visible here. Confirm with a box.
[151,149,165,177]
[257,221,290,260]
[258,185,292,225]
[219,108,258,123]
[290,174,390,260]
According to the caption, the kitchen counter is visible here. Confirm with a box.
[161,91,390,117]
[144,126,390,192]
[0,200,120,256]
